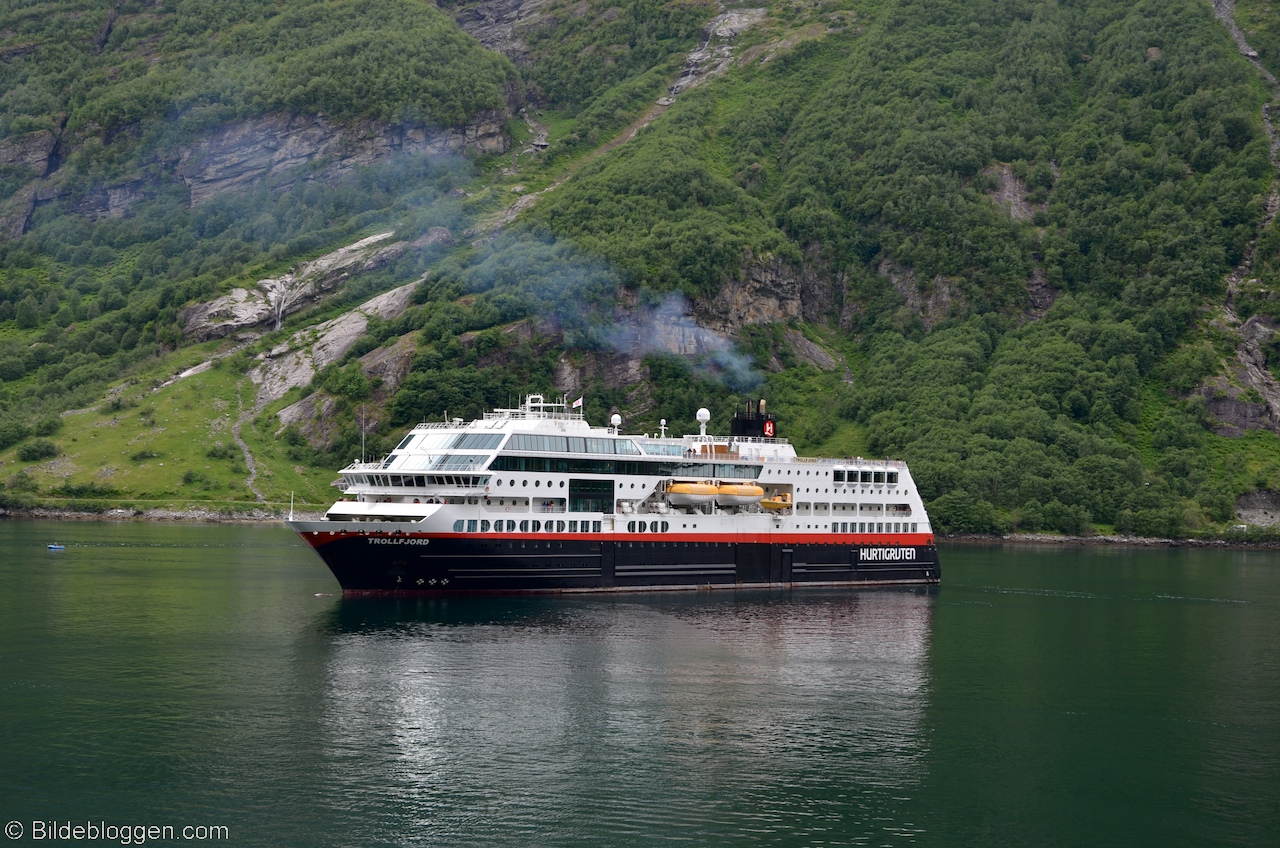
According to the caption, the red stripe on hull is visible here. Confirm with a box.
[301,530,935,549]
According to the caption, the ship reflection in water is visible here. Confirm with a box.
[314,588,935,845]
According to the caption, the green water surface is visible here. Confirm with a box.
[0,522,1276,847]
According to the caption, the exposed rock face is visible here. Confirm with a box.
[984,162,1042,223]
[180,231,409,342]
[0,129,58,175]
[449,0,556,64]
[783,328,838,371]
[693,256,803,334]
[178,111,509,205]
[1199,372,1273,437]
[669,9,769,96]
[252,280,419,408]
[1025,265,1057,320]
[1235,489,1280,526]
[0,110,509,238]
[275,334,418,448]
[876,259,961,330]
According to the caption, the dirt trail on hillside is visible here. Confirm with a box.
[488,6,763,231]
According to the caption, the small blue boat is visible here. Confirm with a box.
[47,544,64,551]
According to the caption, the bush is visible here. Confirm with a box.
[205,443,238,460]
[0,421,31,450]
[32,417,63,436]
[16,439,58,461]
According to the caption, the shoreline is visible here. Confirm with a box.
[0,506,327,523]
[945,532,1280,550]
[5,506,1280,549]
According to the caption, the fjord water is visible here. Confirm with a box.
[1,522,1276,847]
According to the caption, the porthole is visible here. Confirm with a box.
[522,480,528,487]
[496,479,503,487]
[535,480,541,487]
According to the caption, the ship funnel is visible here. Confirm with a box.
[758,398,766,415]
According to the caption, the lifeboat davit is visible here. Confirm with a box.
[715,483,765,506]
[667,481,718,505]
[760,492,792,511]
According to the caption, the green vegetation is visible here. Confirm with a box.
[0,0,514,144]
[3,0,1280,537]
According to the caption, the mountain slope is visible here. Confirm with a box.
[3,0,1280,537]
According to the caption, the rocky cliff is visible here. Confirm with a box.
[0,110,509,237]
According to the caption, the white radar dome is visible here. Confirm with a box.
[696,407,711,437]
[610,413,622,428]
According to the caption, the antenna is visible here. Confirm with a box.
[360,405,366,463]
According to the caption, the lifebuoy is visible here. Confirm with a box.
[763,420,775,437]
[485,485,490,493]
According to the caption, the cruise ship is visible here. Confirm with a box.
[288,395,940,594]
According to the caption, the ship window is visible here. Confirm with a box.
[877,522,884,532]
[638,521,647,532]
[661,521,669,532]
[535,480,541,487]
[911,523,918,532]
[569,521,578,532]
[520,520,529,532]
[874,471,885,484]
[453,520,464,532]
[593,521,602,532]
[627,521,636,532]
[396,435,416,451]
[452,433,503,450]
[432,454,488,471]
[507,520,516,532]
[569,479,613,513]
[861,471,872,483]
[481,520,490,532]
[887,472,899,485]
[496,479,502,487]
[859,522,866,532]
[523,480,528,487]
[834,470,845,483]
[557,521,566,532]
[467,520,478,533]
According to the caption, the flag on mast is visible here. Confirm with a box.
[572,397,583,409]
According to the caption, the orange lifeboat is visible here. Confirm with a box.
[666,481,718,505]
[715,483,765,506]
[760,492,792,511]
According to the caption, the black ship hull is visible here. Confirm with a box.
[292,525,941,595]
